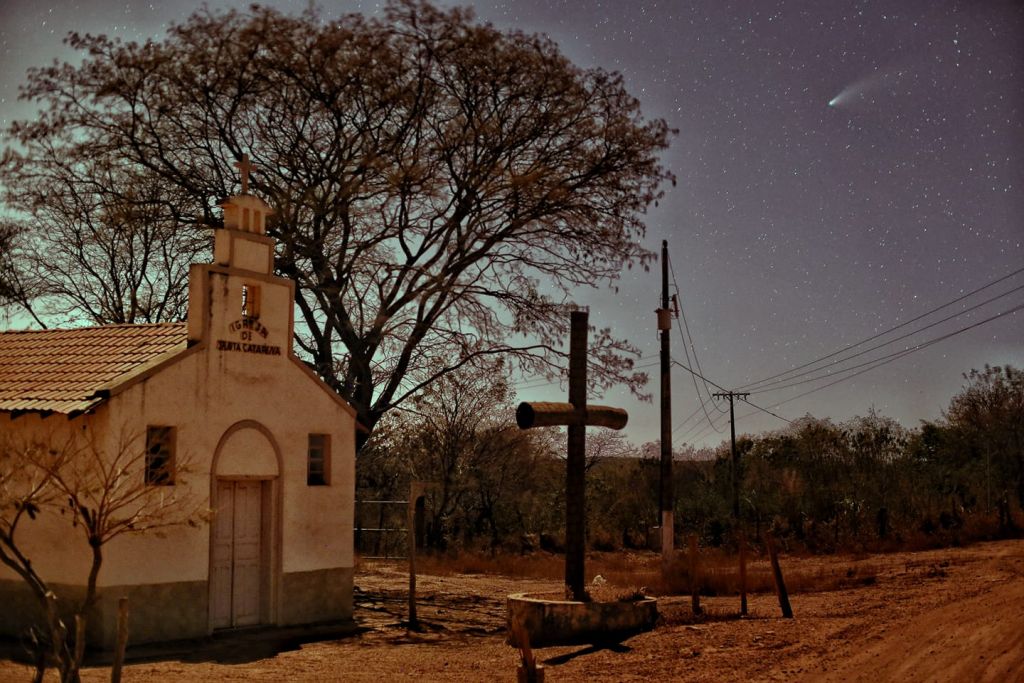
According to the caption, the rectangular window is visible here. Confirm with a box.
[241,283,261,319]
[307,434,330,486]
[145,426,176,486]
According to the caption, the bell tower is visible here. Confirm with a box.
[187,154,294,358]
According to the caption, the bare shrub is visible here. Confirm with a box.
[0,428,206,683]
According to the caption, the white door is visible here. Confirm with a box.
[211,480,264,628]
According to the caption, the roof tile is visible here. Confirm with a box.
[0,323,188,414]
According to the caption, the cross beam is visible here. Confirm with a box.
[515,402,628,430]
[517,310,628,600]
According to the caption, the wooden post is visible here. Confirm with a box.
[765,532,793,618]
[688,534,702,615]
[73,614,86,671]
[738,531,748,616]
[512,620,544,682]
[408,482,425,630]
[566,310,588,601]
[111,597,130,683]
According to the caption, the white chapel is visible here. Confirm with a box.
[0,160,358,646]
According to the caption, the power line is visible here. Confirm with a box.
[737,264,1024,391]
[746,283,1024,393]
[672,358,728,393]
[665,256,719,430]
[743,398,793,424]
[758,302,1024,408]
[671,357,726,433]
[667,251,724,413]
[672,403,708,435]
[683,302,1021,443]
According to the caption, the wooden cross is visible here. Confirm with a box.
[234,153,255,194]
[517,309,627,601]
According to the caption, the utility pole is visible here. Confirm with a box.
[657,240,674,566]
[712,391,750,519]
[713,389,750,616]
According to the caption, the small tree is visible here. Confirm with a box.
[0,428,205,683]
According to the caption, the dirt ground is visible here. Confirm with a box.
[2,539,1022,682]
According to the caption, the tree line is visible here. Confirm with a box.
[358,363,1023,555]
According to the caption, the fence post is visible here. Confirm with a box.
[512,620,544,682]
[738,530,748,616]
[765,532,793,618]
[408,482,425,630]
[688,534,702,615]
[111,597,130,683]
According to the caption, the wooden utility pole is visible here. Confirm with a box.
[712,391,750,519]
[713,389,750,616]
[657,239,674,565]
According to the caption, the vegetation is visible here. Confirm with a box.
[0,430,204,683]
[357,363,1023,557]
[0,0,673,439]
[400,547,879,599]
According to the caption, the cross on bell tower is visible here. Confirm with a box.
[234,153,255,195]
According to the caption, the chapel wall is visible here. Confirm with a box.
[0,411,104,586]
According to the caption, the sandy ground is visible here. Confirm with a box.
[1,539,1021,682]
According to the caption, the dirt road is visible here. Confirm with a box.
[1,540,1021,681]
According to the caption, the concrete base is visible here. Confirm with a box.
[0,578,211,648]
[0,566,354,649]
[280,567,354,625]
[507,592,658,648]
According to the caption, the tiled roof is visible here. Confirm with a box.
[0,323,188,415]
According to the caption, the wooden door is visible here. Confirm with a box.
[231,481,263,626]
[210,480,264,629]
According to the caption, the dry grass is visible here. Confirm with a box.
[411,551,566,580]
[650,549,878,596]
[398,547,879,599]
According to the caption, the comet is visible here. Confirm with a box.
[828,85,858,108]
[828,67,897,109]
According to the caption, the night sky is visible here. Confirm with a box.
[1,0,1022,449]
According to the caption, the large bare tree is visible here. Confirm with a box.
[1,0,674,436]
[0,153,206,326]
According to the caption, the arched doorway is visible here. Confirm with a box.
[209,421,282,630]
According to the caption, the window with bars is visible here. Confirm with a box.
[145,426,176,486]
[308,434,330,486]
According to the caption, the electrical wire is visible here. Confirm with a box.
[682,302,1022,443]
[757,302,1024,408]
[737,264,1024,391]
[667,251,725,413]
[746,283,1024,393]
[742,398,793,424]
